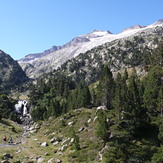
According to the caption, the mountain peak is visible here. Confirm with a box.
[152,19,163,26]
[79,29,112,40]
[91,29,112,35]
[121,25,146,33]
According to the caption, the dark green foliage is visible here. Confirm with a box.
[29,74,92,121]
[28,42,163,162]
[113,72,129,122]
[96,110,109,142]
[0,50,28,92]
[0,94,20,122]
[97,65,114,109]
[71,129,80,150]
[143,66,163,116]
[68,81,92,110]
[157,87,163,118]
[152,145,163,163]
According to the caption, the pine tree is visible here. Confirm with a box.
[96,110,108,143]
[68,81,91,110]
[157,87,163,117]
[97,65,114,109]
[143,66,163,116]
[123,68,128,81]
[128,72,141,114]
[113,73,123,121]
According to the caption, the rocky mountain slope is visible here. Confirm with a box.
[0,50,28,92]
[47,24,163,84]
[19,19,163,79]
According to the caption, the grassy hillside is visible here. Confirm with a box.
[0,108,102,162]
[0,106,162,162]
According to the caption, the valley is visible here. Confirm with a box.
[0,19,163,162]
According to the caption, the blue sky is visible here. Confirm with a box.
[0,0,162,60]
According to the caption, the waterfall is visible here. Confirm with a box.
[15,100,28,116]
[23,101,28,116]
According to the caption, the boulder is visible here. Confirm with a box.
[1,160,10,163]
[37,141,41,145]
[44,152,50,156]
[29,130,37,133]
[70,138,74,143]
[49,116,53,120]
[68,121,74,126]
[50,137,57,143]
[50,132,56,136]
[34,124,40,129]
[48,158,55,163]
[87,118,91,123]
[37,157,44,163]
[41,142,48,147]
[53,141,59,146]
[96,106,107,111]
[54,158,62,163]
[3,153,13,159]
[61,138,70,145]
[59,144,68,151]
[29,126,34,131]
[34,139,38,141]
[78,127,85,132]
[69,138,74,145]
[93,116,98,122]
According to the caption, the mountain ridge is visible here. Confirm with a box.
[18,19,163,79]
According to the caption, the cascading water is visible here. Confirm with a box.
[15,100,29,116]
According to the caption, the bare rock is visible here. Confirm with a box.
[37,157,45,163]
[96,106,107,111]
[34,124,40,129]
[93,116,98,122]
[61,138,70,145]
[68,121,74,126]
[59,144,68,151]
[45,152,50,156]
[50,137,57,143]
[1,160,10,163]
[55,158,62,163]
[48,158,55,163]
[41,142,48,147]
[87,118,91,123]
[3,153,13,159]
[78,127,85,132]
[53,141,59,146]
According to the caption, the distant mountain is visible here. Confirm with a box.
[18,19,163,79]
[20,45,61,62]
[121,25,146,33]
[0,50,28,92]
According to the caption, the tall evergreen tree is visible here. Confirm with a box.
[97,65,114,109]
[113,73,123,121]
[96,110,108,143]
[143,66,163,116]
[157,87,163,117]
